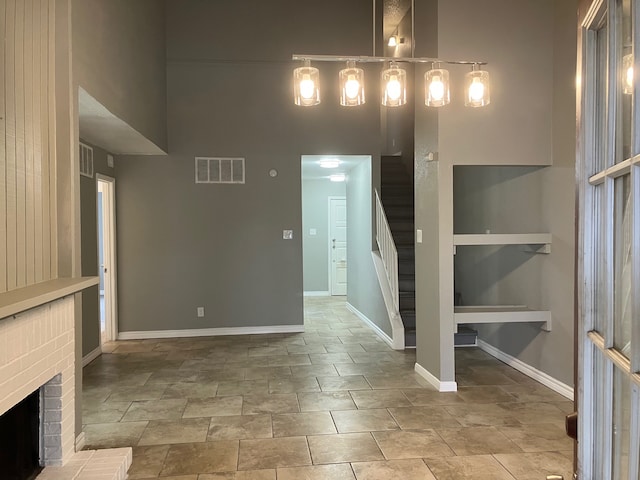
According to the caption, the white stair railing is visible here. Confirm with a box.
[375,189,399,312]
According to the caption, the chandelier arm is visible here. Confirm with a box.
[292,54,487,66]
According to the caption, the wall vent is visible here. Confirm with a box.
[79,143,94,178]
[195,157,245,184]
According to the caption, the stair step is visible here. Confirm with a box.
[381,186,414,196]
[382,196,414,206]
[400,310,416,327]
[389,222,415,232]
[399,293,415,310]
[404,328,416,348]
[454,327,478,347]
[393,231,415,244]
[399,276,415,292]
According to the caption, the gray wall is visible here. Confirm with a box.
[414,0,575,387]
[302,180,346,293]
[346,161,392,337]
[115,0,382,334]
[73,0,167,151]
[80,142,116,356]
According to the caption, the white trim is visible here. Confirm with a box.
[328,196,347,296]
[477,339,574,400]
[75,432,86,452]
[414,362,458,392]
[82,346,102,367]
[118,325,305,340]
[97,174,118,343]
[346,302,394,348]
[304,291,330,297]
[371,251,404,349]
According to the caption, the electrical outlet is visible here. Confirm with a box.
[197,307,205,317]
[283,230,293,240]
[416,229,423,243]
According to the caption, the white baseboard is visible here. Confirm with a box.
[304,291,330,297]
[75,432,86,452]
[414,362,458,392]
[477,339,574,401]
[346,302,394,348]
[118,325,305,341]
[82,346,102,367]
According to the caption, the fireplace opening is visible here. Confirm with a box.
[0,389,43,480]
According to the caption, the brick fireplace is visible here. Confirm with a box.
[0,295,131,479]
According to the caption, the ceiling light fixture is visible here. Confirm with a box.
[292,54,489,108]
[623,53,633,95]
[329,173,346,182]
[319,159,341,168]
[387,35,405,47]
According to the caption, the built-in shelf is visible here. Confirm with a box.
[0,277,99,320]
[453,233,552,254]
[454,305,552,332]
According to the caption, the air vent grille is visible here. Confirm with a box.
[195,157,245,184]
[79,143,94,178]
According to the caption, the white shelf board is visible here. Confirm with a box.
[454,305,552,332]
[453,233,552,246]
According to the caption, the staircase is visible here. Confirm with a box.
[380,157,416,347]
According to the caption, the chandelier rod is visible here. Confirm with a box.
[292,54,487,66]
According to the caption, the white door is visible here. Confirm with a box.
[329,197,347,296]
[578,0,640,477]
[97,175,118,343]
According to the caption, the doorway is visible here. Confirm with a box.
[329,197,347,295]
[97,175,118,343]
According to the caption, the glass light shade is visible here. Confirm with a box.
[425,68,450,107]
[388,35,398,47]
[464,68,490,107]
[339,61,365,106]
[293,61,320,106]
[623,53,633,95]
[381,63,407,107]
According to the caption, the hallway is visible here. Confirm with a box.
[82,297,574,479]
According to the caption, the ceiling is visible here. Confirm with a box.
[301,155,370,181]
[383,0,411,42]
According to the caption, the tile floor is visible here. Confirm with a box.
[82,297,575,479]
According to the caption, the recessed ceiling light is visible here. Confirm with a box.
[319,159,341,169]
[329,173,346,182]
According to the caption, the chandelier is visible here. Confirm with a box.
[292,54,490,109]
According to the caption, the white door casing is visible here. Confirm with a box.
[329,197,347,296]
[97,175,118,343]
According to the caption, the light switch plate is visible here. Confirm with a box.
[283,230,293,240]
[197,307,205,317]
[416,229,423,243]
[107,154,114,168]
[309,228,317,236]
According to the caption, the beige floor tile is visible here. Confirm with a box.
[160,441,239,475]
[244,366,292,380]
[388,406,462,429]
[199,471,276,480]
[272,411,337,436]
[277,464,356,480]
[162,381,219,399]
[217,380,269,396]
[137,418,210,446]
[298,392,357,412]
[207,414,272,440]
[146,369,200,384]
[182,395,243,418]
[238,436,312,470]
[456,386,518,404]
[426,455,517,480]
[333,364,391,376]
[122,398,187,421]
[128,445,170,479]
[494,452,574,480]
[266,354,311,366]
[309,353,354,364]
[443,403,520,427]
[248,346,288,357]
[197,368,248,382]
[285,344,328,354]
[364,374,427,389]
[456,371,518,387]
[317,375,371,391]
[82,401,131,424]
[290,364,339,377]
[402,388,465,406]
[436,426,523,455]
[106,385,167,402]
[324,344,366,353]
[331,409,398,433]
[84,421,148,449]
[498,424,574,452]
[496,402,567,426]
[499,384,570,403]
[242,393,299,414]
[351,459,437,479]
[372,429,454,459]
[268,377,320,394]
[350,390,412,409]
[308,433,384,464]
